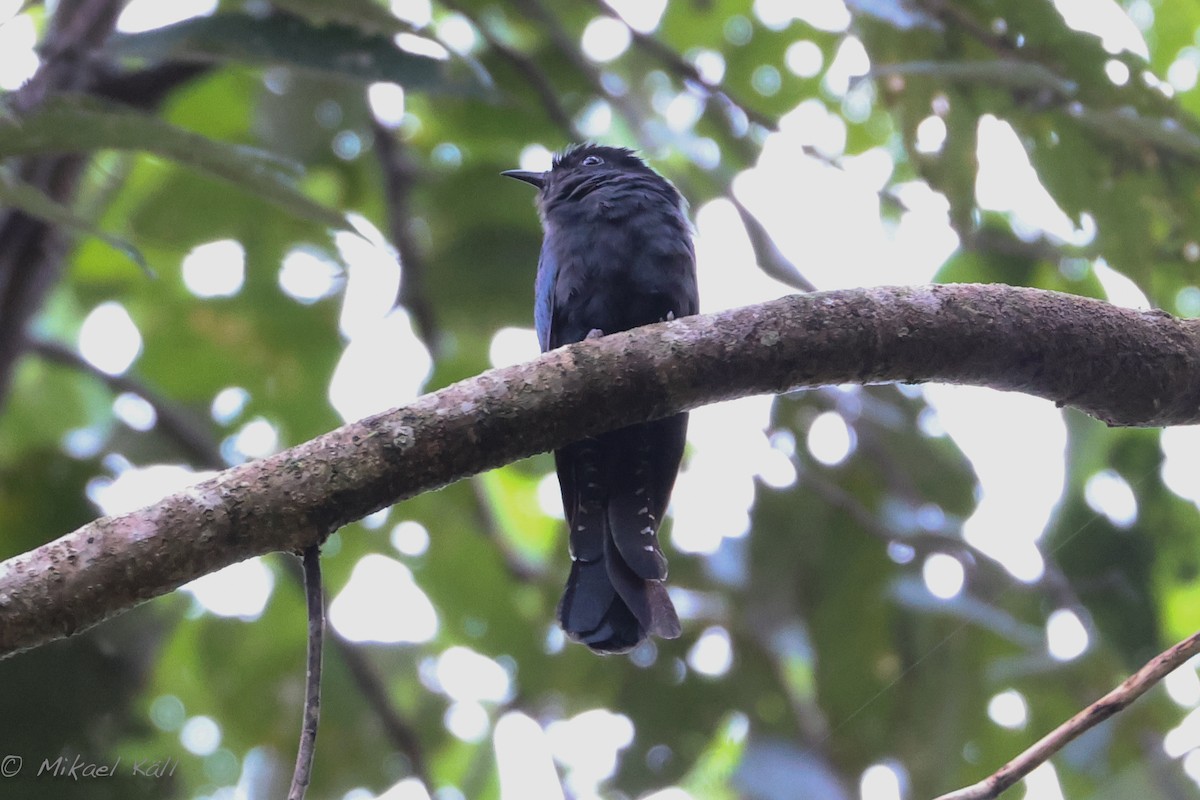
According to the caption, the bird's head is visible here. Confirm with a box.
[502,144,674,214]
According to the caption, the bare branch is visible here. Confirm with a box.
[29,337,223,467]
[934,628,1200,800]
[287,546,324,800]
[3,284,1200,657]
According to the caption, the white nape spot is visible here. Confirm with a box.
[859,762,905,800]
[391,520,431,557]
[1104,58,1130,86]
[494,713,565,800]
[806,411,855,466]
[182,557,274,620]
[117,0,216,33]
[88,464,216,516]
[180,716,221,756]
[914,115,947,154]
[229,417,278,460]
[1165,659,1200,707]
[489,327,540,368]
[519,144,554,173]
[445,701,490,742]
[1092,259,1150,309]
[1046,608,1089,661]
[390,0,432,27]
[922,552,965,600]
[605,0,667,33]
[687,626,733,677]
[329,309,432,422]
[785,40,824,78]
[435,13,477,55]
[329,555,438,643]
[547,709,634,796]
[369,82,406,128]
[181,239,245,298]
[987,689,1029,729]
[79,301,142,376]
[279,248,342,304]
[113,392,157,432]
[1052,0,1148,57]
[581,16,631,63]
[0,13,39,91]
[1083,469,1138,528]
[395,33,450,60]
[211,386,249,425]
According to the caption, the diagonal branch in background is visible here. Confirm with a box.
[0,0,124,411]
[31,335,434,781]
[4,284,1200,658]
[372,122,442,355]
[934,627,1200,800]
[581,0,777,132]
[439,0,580,139]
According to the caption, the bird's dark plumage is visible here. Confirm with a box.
[504,144,698,653]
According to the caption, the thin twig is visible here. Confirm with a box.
[288,545,325,800]
[372,122,442,356]
[29,336,224,467]
[582,0,778,132]
[439,0,580,139]
[934,628,1200,800]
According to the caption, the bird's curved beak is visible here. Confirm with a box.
[501,169,546,188]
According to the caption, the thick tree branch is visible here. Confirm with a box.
[2,284,1200,657]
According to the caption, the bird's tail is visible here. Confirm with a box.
[555,417,686,654]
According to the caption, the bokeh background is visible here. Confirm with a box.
[4,0,1200,798]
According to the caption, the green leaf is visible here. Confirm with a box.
[107,12,445,89]
[0,94,348,229]
[0,167,148,272]
[271,0,417,36]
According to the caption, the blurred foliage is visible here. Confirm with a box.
[4,1,1200,799]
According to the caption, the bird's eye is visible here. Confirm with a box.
[581,155,604,166]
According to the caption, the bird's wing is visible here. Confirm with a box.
[534,240,558,352]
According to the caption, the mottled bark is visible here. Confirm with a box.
[2,284,1198,657]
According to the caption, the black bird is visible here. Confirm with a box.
[503,144,698,654]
